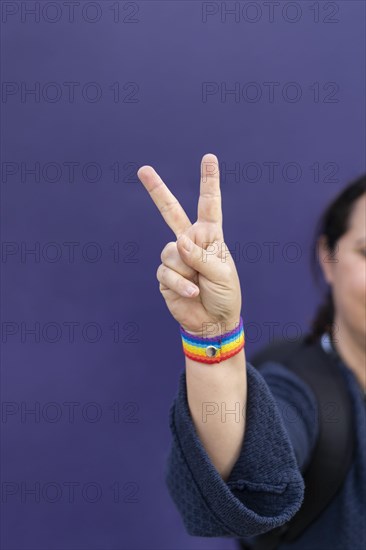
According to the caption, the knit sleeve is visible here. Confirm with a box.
[164,360,319,538]
[253,361,319,473]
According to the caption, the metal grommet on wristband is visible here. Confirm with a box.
[205,345,219,358]
[180,317,245,364]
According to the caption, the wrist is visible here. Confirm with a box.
[180,316,245,365]
[181,318,241,338]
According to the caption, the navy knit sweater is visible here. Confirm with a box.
[164,339,366,549]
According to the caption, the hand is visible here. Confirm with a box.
[137,153,242,337]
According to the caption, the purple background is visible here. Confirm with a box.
[1,1,365,549]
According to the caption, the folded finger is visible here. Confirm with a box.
[156,264,199,298]
[161,242,198,283]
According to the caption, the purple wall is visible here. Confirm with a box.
[1,1,365,549]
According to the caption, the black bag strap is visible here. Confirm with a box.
[239,336,355,550]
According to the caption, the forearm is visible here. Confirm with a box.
[185,346,247,482]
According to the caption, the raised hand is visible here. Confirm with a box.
[137,153,242,337]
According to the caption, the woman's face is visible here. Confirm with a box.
[319,193,366,346]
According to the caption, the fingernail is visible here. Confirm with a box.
[185,285,197,297]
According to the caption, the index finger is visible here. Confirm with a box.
[137,165,192,238]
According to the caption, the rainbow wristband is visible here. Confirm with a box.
[180,316,245,364]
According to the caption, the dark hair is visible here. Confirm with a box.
[305,174,366,345]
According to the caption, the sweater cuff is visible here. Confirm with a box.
[172,362,305,537]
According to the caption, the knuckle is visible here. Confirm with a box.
[156,263,165,281]
[159,199,178,215]
[161,241,177,263]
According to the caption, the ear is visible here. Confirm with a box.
[317,235,335,285]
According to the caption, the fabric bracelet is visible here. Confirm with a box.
[180,316,245,364]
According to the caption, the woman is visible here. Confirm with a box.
[137,154,365,549]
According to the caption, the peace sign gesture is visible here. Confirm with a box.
[137,153,242,337]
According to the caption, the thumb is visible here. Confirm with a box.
[177,234,227,280]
